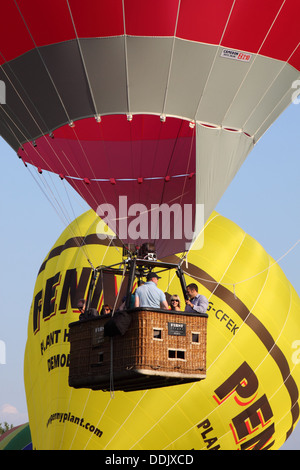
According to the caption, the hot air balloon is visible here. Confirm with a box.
[24,209,300,450]
[1,0,298,450]
[0,423,32,450]
[0,0,299,257]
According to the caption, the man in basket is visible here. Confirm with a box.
[134,272,169,310]
[185,283,209,314]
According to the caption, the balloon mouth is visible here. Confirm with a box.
[18,113,196,175]
[17,113,254,251]
[17,113,254,183]
[18,114,199,258]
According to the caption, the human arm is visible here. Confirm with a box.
[161,299,169,310]
[187,295,208,314]
[159,289,169,310]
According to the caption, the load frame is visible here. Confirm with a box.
[68,248,208,392]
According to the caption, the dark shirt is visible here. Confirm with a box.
[79,308,99,321]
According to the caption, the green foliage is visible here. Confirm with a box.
[0,422,13,435]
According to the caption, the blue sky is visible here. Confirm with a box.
[0,103,299,449]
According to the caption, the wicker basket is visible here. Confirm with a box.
[69,308,207,392]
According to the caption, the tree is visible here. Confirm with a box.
[0,422,13,435]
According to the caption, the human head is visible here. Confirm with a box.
[77,298,86,312]
[169,295,181,308]
[103,304,112,314]
[146,272,161,284]
[186,283,198,298]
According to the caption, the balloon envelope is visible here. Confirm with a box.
[1,1,299,255]
[24,209,300,449]
[0,423,32,450]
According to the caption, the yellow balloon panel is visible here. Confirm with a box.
[24,210,300,450]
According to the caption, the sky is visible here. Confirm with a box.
[0,102,299,449]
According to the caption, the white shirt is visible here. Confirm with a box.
[185,293,208,314]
